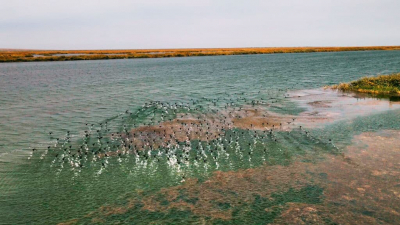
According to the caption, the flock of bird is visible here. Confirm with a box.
[29,90,337,176]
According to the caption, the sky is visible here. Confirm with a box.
[1,0,399,50]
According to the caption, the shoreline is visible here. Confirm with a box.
[1,46,400,63]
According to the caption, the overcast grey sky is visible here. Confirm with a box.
[1,0,399,49]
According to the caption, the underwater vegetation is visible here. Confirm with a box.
[328,73,400,95]
[58,127,400,225]
[1,46,400,62]
[60,184,325,225]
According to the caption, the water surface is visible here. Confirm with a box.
[1,50,400,224]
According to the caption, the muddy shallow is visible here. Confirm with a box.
[60,129,400,225]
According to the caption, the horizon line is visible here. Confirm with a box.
[1,45,400,51]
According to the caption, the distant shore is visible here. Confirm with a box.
[1,46,400,63]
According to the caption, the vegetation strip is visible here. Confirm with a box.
[328,73,400,95]
[1,46,400,62]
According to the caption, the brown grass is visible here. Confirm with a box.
[1,46,400,63]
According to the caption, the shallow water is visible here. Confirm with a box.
[1,51,400,224]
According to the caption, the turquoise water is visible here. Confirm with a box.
[1,51,400,224]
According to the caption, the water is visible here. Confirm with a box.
[1,50,400,224]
